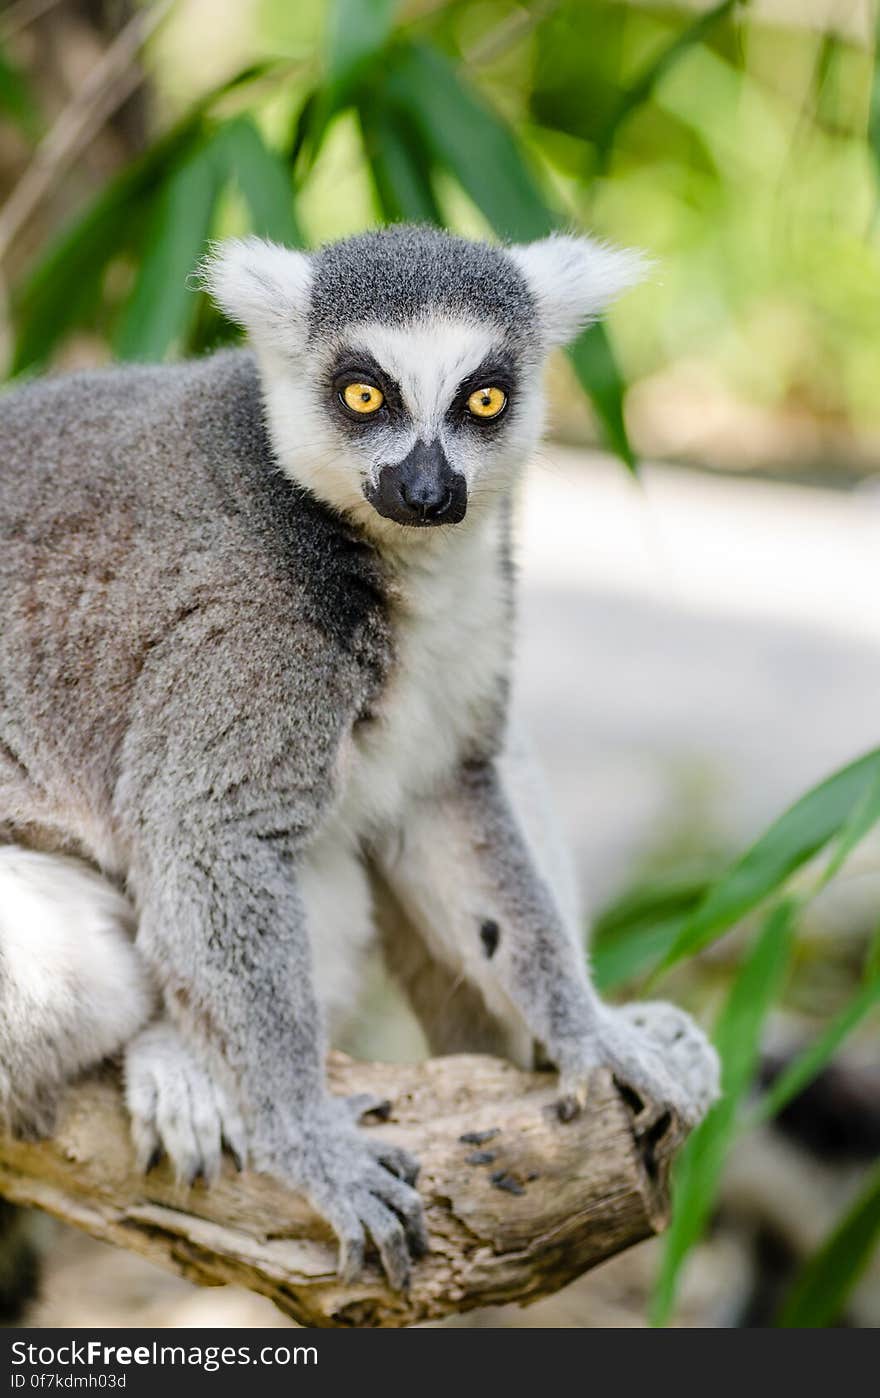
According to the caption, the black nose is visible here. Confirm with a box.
[398,471,453,521]
[366,439,468,528]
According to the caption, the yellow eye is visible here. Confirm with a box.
[342,382,384,415]
[467,385,507,420]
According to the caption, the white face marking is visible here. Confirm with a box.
[258,312,545,545]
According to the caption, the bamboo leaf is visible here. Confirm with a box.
[325,0,397,105]
[656,749,880,976]
[10,63,278,374]
[114,137,223,362]
[592,875,711,990]
[0,42,37,134]
[568,323,635,471]
[815,762,880,893]
[11,117,207,374]
[595,0,744,171]
[779,1161,880,1327]
[386,42,551,240]
[302,0,399,167]
[358,99,443,225]
[217,116,302,244]
[651,898,797,1325]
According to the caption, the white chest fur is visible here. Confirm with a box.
[339,511,511,836]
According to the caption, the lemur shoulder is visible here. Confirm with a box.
[0,225,718,1288]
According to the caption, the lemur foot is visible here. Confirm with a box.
[557,1000,720,1130]
[259,1101,427,1290]
[124,1022,247,1184]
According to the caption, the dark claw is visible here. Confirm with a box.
[556,1094,580,1123]
[228,1146,245,1173]
[376,1146,420,1186]
[459,1128,499,1145]
[146,1146,163,1174]
[364,1098,393,1122]
[466,1150,496,1165]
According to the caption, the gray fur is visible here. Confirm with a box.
[306,225,535,339]
[0,226,718,1288]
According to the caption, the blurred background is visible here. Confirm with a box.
[1,0,879,1329]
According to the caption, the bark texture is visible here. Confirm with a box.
[0,1051,686,1327]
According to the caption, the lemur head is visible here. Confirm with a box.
[202,225,641,542]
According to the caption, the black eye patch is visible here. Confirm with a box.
[327,351,405,427]
[449,351,517,428]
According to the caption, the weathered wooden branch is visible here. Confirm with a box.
[0,1051,687,1327]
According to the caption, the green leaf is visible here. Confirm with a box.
[567,323,635,471]
[217,116,302,244]
[595,0,743,171]
[814,761,880,893]
[10,62,279,374]
[779,1160,880,1327]
[114,137,223,362]
[11,116,207,374]
[386,42,551,241]
[0,42,37,134]
[358,99,443,225]
[651,897,797,1326]
[384,41,635,466]
[302,0,399,167]
[325,0,397,104]
[591,875,711,991]
[745,974,880,1131]
[655,749,880,977]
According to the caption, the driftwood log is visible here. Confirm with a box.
[0,1051,686,1327]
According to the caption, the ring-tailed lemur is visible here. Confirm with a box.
[0,226,718,1290]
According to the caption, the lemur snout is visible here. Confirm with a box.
[367,439,467,528]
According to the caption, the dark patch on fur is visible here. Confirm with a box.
[480,918,500,958]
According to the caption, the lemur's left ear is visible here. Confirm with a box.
[197,237,312,352]
[508,233,645,348]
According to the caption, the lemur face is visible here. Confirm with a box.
[202,226,643,541]
[320,314,533,529]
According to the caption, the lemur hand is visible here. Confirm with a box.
[125,1021,248,1183]
[252,1099,427,1290]
[125,1028,426,1290]
[556,1001,720,1131]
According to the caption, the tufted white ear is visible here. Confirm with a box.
[508,233,645,348]
[197,237,312,352]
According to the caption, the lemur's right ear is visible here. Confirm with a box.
[197,237,312,351]
[508,233,645,348]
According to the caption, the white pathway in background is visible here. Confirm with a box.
[515,449,880,903]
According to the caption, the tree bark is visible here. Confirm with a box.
[0,1052,686,1327]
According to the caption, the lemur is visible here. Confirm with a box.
[0,226,719,1290]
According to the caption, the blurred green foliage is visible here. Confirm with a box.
[4,0,880,457]
[1,0,879,1328]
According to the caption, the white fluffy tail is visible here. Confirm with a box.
[0,847,154,1136]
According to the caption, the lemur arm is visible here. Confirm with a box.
[375,759,719,1128]
[115,613,426,1289]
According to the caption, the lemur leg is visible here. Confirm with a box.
[0,846,153,1138]
[375,727,580,1065]
[375,759,719,1127]
[130,827,426,1288]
